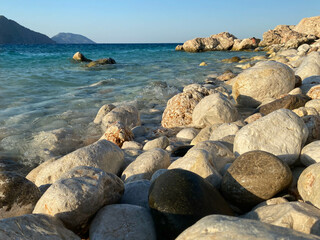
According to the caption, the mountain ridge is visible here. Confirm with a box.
[52,32,96,44]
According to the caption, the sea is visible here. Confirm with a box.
[0,43,264,168]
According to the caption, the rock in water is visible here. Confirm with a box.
[176,215,320,240]
[221,151,292,211]
[0,214,80,240]
[86,58,116,67]
[148,169,233,240]
[33,166,124,236]
[232,61,296,107]
[72,52,91,62]
[0,171,41,219]
[233,109,308,166]
[89,204,156,240]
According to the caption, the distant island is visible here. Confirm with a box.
[52,33,96,44]
[0,15,55,44]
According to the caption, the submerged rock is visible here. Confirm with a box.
[86,58,116,67]
[72,51,91,62]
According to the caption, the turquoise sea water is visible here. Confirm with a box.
[0,44,264,166]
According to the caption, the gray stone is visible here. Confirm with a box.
[0,214,80,240]
[120,180,151,209]
[90,204,156,240]
[234,109,309,165]
[93,104,116,124]
[176,215,320,240]
[102,105,140,129]
[209,123,241,141]
[34,140,124,186]
[143,136,169,151]
[121,141,143,150]
[190,124,222,145]
[176,128,199,141]
[33,166,124,236]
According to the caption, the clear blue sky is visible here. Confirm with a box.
[2,0,320,43]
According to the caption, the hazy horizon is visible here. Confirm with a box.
[2,0,320,43]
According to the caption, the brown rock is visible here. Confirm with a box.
[100,122,133,147]
[294,16,320,38]
[216,71,236,81]
[87,58,116,67]
[222,56,241,63]
[244,112,263,124]
[307,85,320,99]
[72,52,91,62]
[175,45,184,51]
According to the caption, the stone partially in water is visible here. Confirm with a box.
[148,169,233,240]
[93,104,116,124]
[86,58,116,67]
[72,52,91,62]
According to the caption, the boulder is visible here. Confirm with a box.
[190,124,222,145]
[121,141,143,150]
[176,128,199,141]
[301,76,320,94]
[148,169,234,240]
[244,112,263,124]
[0,214,80,240]
[89,204,156,240]
[232,38,260,51]
[294,16,320,38]
[93,104,116,124]
[0,172,40,219]
[101,105,140,129]
[243,201,320,236]
[121,148,170,183]
[120,180,151,209]
[221,151,292,211]
[33,166,124,236]
[301,140,320,166]
[308,85,320,99]
[34,140,124,186]
[232,61,296,107]
[161,84,210,128]
[86,58,116,67]
[209,123,241,141]
[176,215,320,240]
[296,52,320,80]
[143,136,170,151]
[302,115,320,143]
[259,94,310,115]
[192,92,238,128]
[234,109,308,165]
[306,99,320,113]
[175,45,183,51]
[100,121,133,147]
[298,162,320,209]
[221,56,241,63]
[72,51,91,62]
[293,107,319,117]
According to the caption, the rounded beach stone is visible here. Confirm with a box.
[234,109,308,165]
[93,104,116,124]
[190,124,222,145]
[121,148,170,183]
[305,99,320,113]
[243,201,320,236]
[221,150,292,210]
[101,105,140,129]
[120,180,151,209]
[232,61,296,107]
[301,76,320,94]
[298,163,320,209]
[0,171,41,219]
[148,169,233,240]
[176,215,320,240]
[307,85,320,100]
[302,115,320,143]
[209,123,241,141]
[100,121,133,147]
[176,128,199,141]
[143,136,169,151]
[295,52,320,80]
[0,214,80,240]
[33,166,124,236]
[34,140,124,186]
[192,92,239,128]
[89,204,156,240]
[121,141,143,150]
[301,141,320,166]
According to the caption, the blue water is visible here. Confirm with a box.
[0,43,264,166]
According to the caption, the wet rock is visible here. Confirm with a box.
[120,180,151,209]
[221,150,292,211]
[100,121,133,147]
[216,71,236,81]
[34,140,124,186]
[192,92,238,128]
[121,148,170,183]
[102,105,140,129]
[0,214,80,240]
[234,109,308,165]
[72,51,91,62]
[222,56,241,63]
[86,58,116,67]
[148,169,233,240]
[93,104,116,124]
[199,61,207,66]
[143,136,169,151]
[0,171,40,219]
[0,158,28,176]
[90,204,156,240]
[301,140,320,166]
[176,215,320,240]
[33,166,124,236]
[259,94,310,115]
[232,61,296,107]
[243,201,320,236]
[175,45,183,51]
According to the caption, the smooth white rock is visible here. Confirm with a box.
[301,140,320,166]
[143,136,170,151]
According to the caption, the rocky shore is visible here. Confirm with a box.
[1,16,320,240]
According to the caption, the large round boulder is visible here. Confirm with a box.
[101,105,140,129]
[234,109,309,165]
[148,169,233,240]
[295,52,320,80]
[232,61,296,107]
[192,92,239,128]
[294,16,320,38]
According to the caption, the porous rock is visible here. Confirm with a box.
[294,16,320,38]
[100,121,133,147]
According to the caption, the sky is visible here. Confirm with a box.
[1,0,320,43]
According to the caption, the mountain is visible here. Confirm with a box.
[51,33,96,44]
[0,15,55,44]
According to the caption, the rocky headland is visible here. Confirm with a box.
[1,16,320,240]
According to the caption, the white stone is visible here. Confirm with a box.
[192,92,238,128]
[305,99,320,113]
[190,124,222,145]
[298,44,311,54]
[101,105,140,129]
[296,52,320,80]
[122,141,143,150]
[143,136,169,150]
[34,140,124,186]
[232,61,296,107]
[209,123,241,141]
[89,204,156,240]
[301,140,320,166]
[121,148,170,182]
[93,104,116,124]
[33,166,124,234]
[176,128,200,141]
[234,109,309,165]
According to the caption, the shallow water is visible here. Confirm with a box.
[0,43,264,166]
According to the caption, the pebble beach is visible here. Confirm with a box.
[1,15,320,240]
